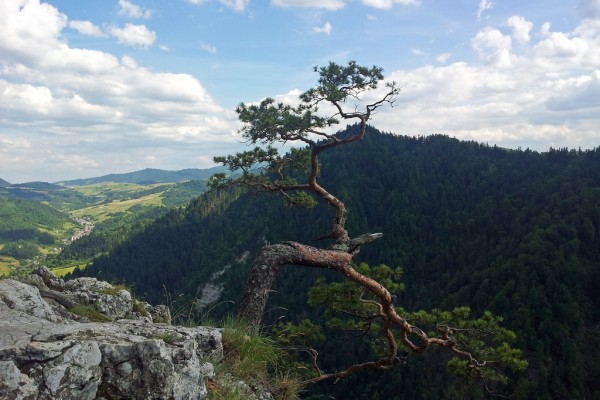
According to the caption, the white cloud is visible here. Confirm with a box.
[69,20,107,37]
[107,23,156,48]
[219,0,250,12]
[0,136,31,149]
[477,0,493,20]
[271,0,345,11]
[52,153,99,168]
[118,0,152,19]
[360,0,420,9]
[0,0,239,182]
[436,52,452,63]
[313,21,332,35]
[158,44,170,51]
[577,0,600,20]
[200,41,217,54]
[411,48,426,56]
[192,0,419,10]
[506,15,533,44]
[185,0,249,11]
[366,17,600,151]
[471,27,513,67]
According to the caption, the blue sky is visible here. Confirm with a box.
[1,0,599,183]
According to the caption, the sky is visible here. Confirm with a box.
[1,0,599,183]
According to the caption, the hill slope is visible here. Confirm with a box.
[72,128,600,399]
[58,167,225,186]
[0,197,72,234]
[0,178,10,187]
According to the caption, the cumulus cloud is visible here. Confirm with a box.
[69,20,107,37]
[360,0,421,9]
[313,21,332,35]
[219,0,250,12]
[506,15,533,44]
[271,0,345,10]
[477,0,493,20]
[107,23,156,48]
[272,0,419,9]
[471,27,512,67]
[118,0,152,19]
[186,0,249,11]
[0,0,238,182]
[365,17,600,151]
[436,52,452,63]
[577,0,600,20]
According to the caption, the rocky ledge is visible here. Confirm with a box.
[0,267,222,400]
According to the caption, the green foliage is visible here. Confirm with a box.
[71,128,600,398]
[0,183,93,211]
[0,241,41,260]
[305,262,526,392]
[69,305,111,322]
[210,61,397,212]
[156,331,180,344]
[0,197,71,233]
[132,299,150,317]
[98,284,131,296]
[273,319,326,348]
[309,263,403,320]
[300,61,386,104]
[408,307,527,384]
[212,316,302,400]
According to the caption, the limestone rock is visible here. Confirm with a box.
[0,268,223,400]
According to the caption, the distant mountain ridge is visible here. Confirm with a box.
[57,167,225,186]
[0,178,10,187]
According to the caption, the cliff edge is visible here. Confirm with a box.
[0,267,223,400]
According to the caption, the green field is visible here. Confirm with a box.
[67,182,173,222]
[52,264,87,277]
[0,255,19,276]
[70,192,165,222]
[71,182,171,200]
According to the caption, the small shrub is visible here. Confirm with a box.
[69,305,111,322]
[213,316,301,400]
[133,299,150,317]
[156,331,179,344]
[98,284,131,296]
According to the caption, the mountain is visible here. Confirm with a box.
[0,178,10,187]
[71,128,600,399]
[9,181,64,190]
[58,167,226,187]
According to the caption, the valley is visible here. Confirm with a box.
[0,169,215,276]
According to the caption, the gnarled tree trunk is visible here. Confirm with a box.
[237,241,352,326]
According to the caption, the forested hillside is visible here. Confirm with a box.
[71,127,600,399]
[0,197,72,240]
[58,167,224,186]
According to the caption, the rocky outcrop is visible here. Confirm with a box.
[0,267,222,400]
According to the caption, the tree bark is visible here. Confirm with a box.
[238,241,352,326]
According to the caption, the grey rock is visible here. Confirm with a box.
[0,270,225,400]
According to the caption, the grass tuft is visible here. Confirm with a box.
[69,305,111,322]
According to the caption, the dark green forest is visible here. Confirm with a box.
[71,127,600,399]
